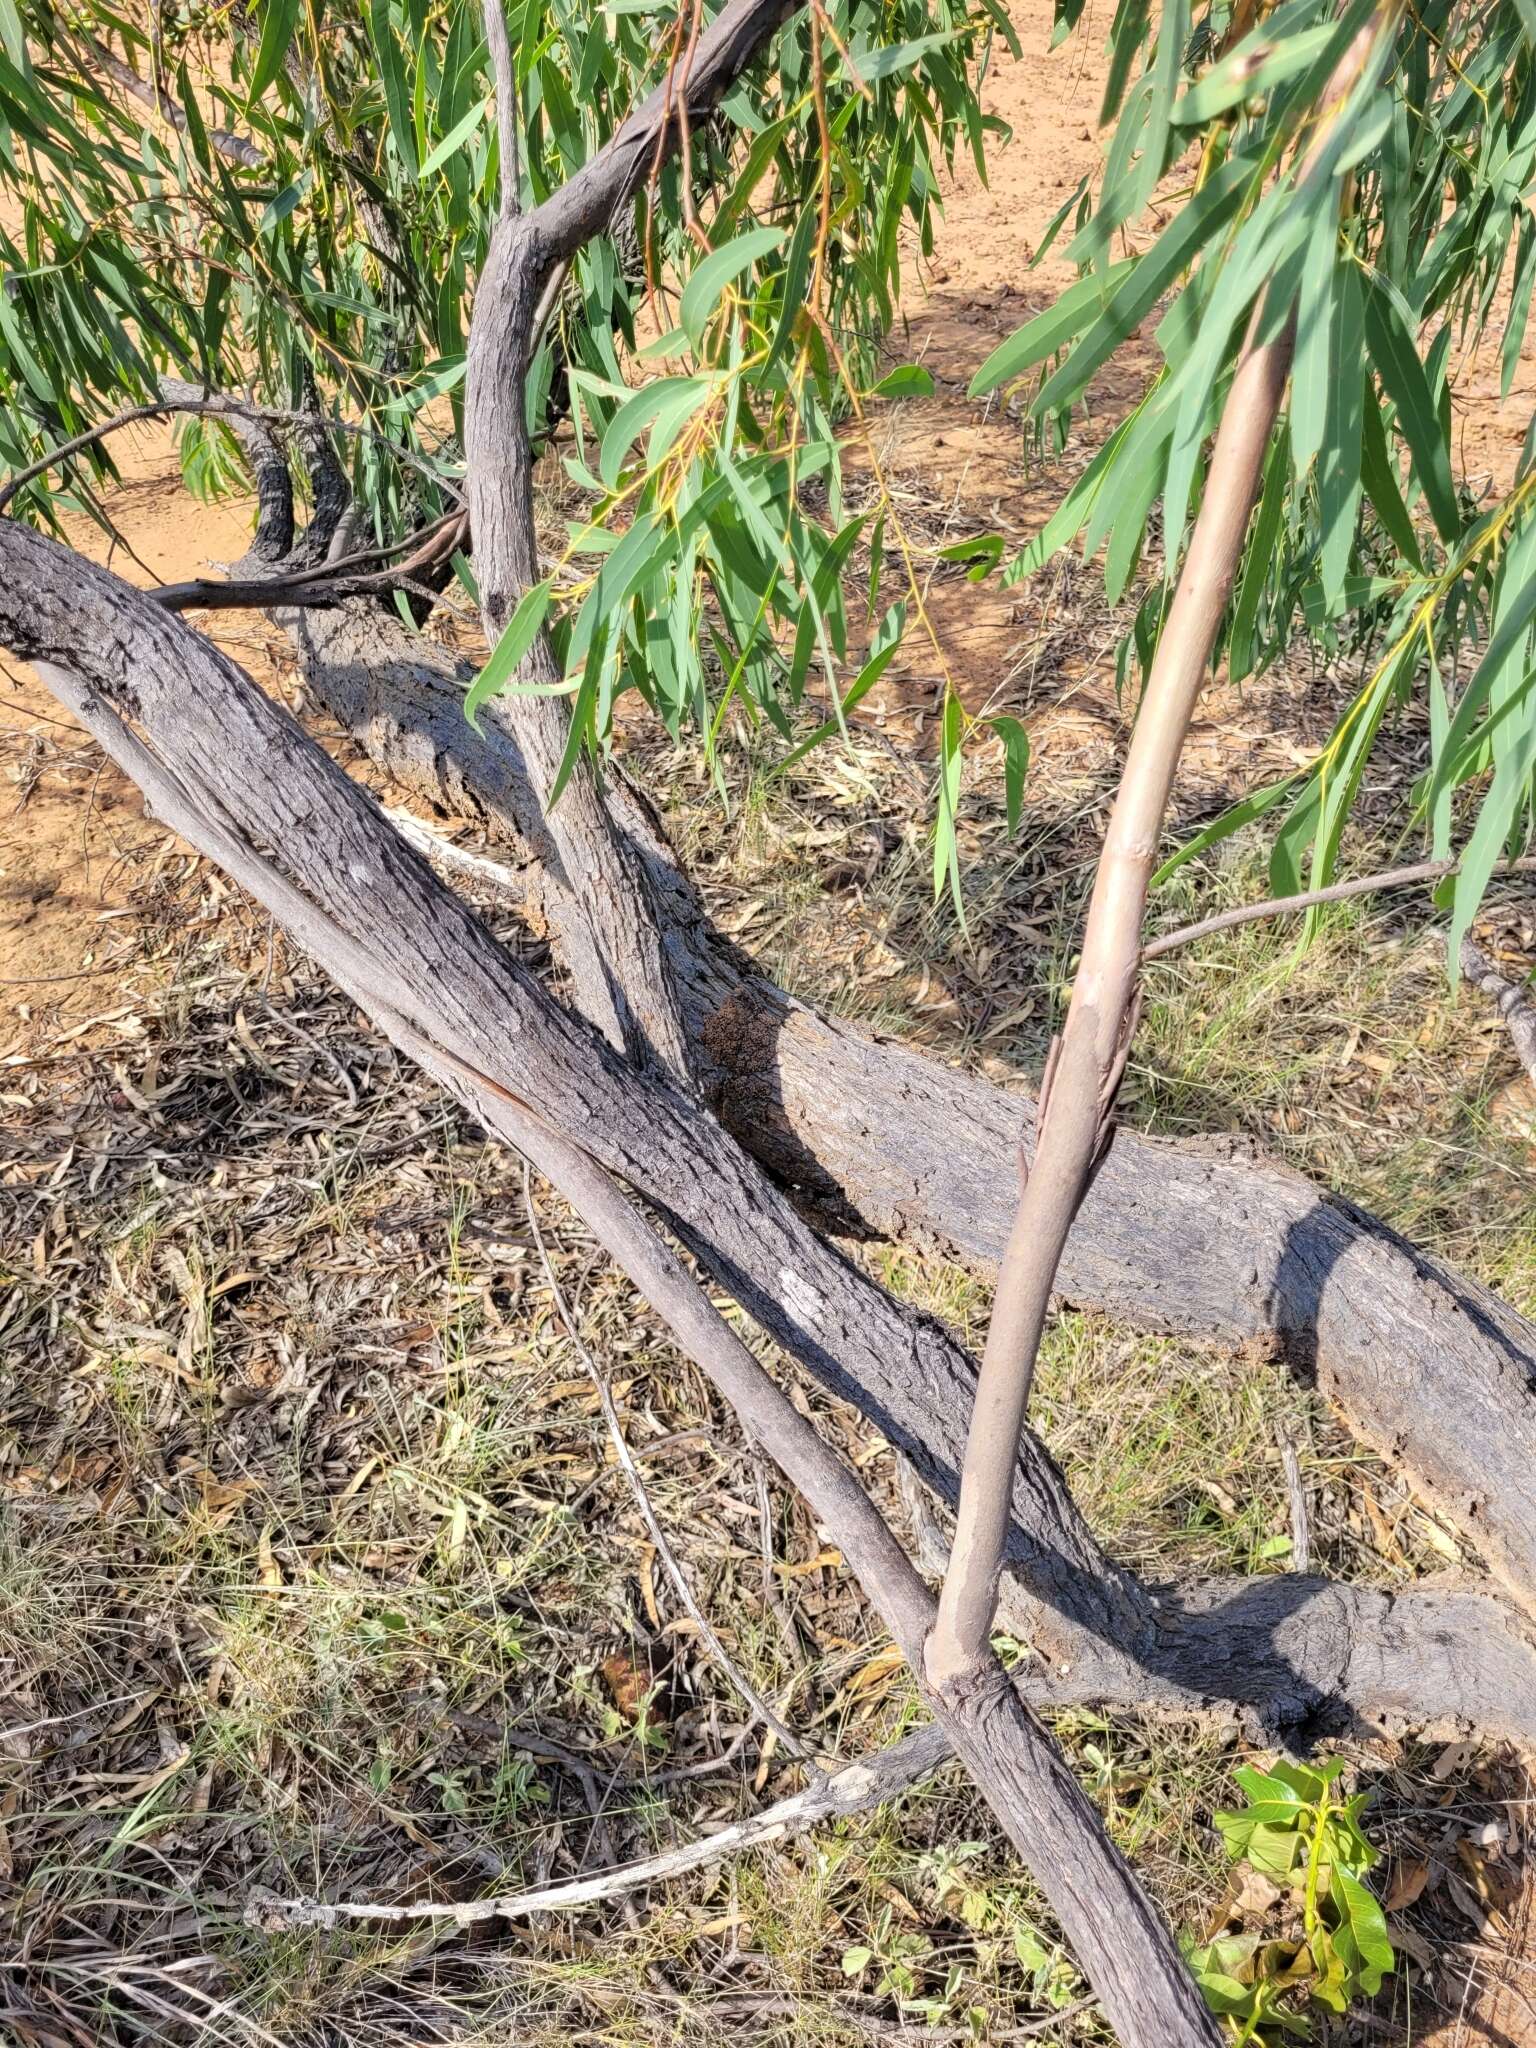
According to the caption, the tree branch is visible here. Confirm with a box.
[247,1723,952,1932]
[1143,855,1536,962]
[483,0,522,220]
[77,32,265,169]
[927,7,1394,1693]
[0,394,467,521]
[0,523,1219,2045]
[1460,935,1536,1082]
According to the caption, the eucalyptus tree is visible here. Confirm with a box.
[5,0,1536,2040]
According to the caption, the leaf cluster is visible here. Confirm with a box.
[1188,1756,1394,2042]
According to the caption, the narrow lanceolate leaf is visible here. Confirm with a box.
[847,29,960,83]
[967,258,1136,397]
[934,688,965,915]
[1033,156,1254,418]
[419,96,491,180]
[1291,230,1336,478]
[248,0,303,103]
[598,374,711,490]
[1430,532,1536,814]
[1426,636,1452,860]
[679,225,784,349]
[765,200,818,375]
[465,579,554,728]
[991,714,1030,833]
[1363,285,1459,541]
[1503,216,1536,401]
[0,0,25,70]
[1359,380,1422,568]
[1152,771,1305,886]
[1318,254,1365,608]
[1127,0,1190,218]
[1173,17,1337,124]
[369,0,419,174]
[1229,430,1288,684]
[771,604,907,776]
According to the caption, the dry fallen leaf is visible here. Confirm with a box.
[1385,1857,1431,1912]
[257,1523,283,1592]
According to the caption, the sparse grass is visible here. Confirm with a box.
[4,779,1522,2045]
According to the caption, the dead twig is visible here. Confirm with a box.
[0,397,466,519]
[1460,934,1536,1082]
[1143,855,1536,962]
[246,1724,949,1931]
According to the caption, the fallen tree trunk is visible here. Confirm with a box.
[24,528,1536,1756]
[16,528,1536,2041]
[288,596,1536,1619]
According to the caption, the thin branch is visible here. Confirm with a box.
[483,0,523,219]
[522,1158,816,1765]
[1460,935,1536,1082]
[77,32,264,168]
[526,0,800,267]
[1142,854,1536,961]
[151,513,467,613]
[0,397,466,520]
[926,5,1396,1692]
[247,1724,950,1931]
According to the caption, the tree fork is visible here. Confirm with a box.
[930,328,1297,1685]
[281,590,1536,1621]
[0,520,1220,2048]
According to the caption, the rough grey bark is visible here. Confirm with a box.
[462,227,694,1082]
[283,599,1536,1624]
[4,521,1226,2048]
[1462,935,1536,1083]
[450,2,806,1089]
[11,522,1536,1756]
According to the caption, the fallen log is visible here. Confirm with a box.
[287,595,1536,1620]
[20,526,1536,1759]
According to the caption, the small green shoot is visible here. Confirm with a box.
[1188,1756,1394,2041]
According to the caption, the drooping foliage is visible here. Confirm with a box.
[4,1,1536,945]
[0,0,1013,854]
[973,0,1536,959]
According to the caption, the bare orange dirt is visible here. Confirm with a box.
[0,17,1192,1047]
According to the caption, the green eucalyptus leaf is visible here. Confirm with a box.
[465,579,554,728]
[679,224,784,349]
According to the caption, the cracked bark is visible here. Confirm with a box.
[7,527,1536,1754]
[282,596,1536,1626]
[2,520,1229,2048]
